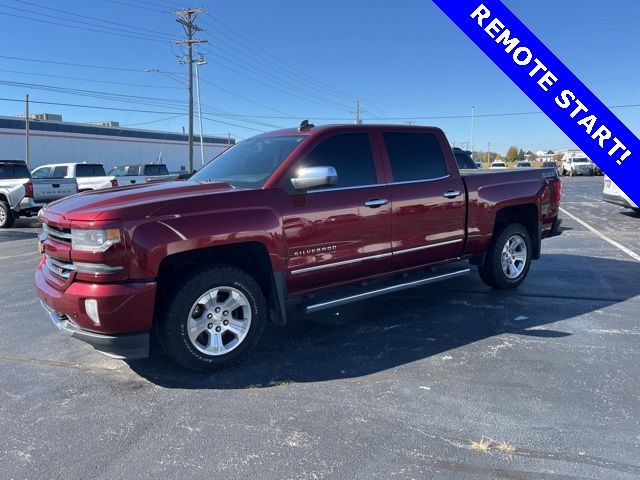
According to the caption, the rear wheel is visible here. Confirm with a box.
[157,265,267,372]
[478,223,532,290]
[0,201,15,228]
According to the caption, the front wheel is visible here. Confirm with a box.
[0,201,15,228]
[478,223,532,289]
[157,265,267,372]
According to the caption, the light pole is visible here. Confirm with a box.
[194,56,206,167]
[145,68,206,167]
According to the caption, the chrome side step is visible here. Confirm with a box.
[304,267,470,314]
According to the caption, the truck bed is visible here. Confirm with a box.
[461,167,560,258]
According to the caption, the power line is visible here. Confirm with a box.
[0,6,169,42]
[13,0,174,37]
[203,15,356,102]
[0,54,181,73]
[104,0,169,14]
[0,68,183,90]
[0,96,269,132]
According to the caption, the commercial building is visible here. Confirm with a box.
[0,114,234,173]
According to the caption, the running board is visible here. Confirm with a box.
[303,266,471,314]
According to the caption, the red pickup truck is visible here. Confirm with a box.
[35,123,562,371]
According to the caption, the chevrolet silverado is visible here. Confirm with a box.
[35,123,562,371]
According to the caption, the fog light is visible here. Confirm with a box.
[85,299,100,325]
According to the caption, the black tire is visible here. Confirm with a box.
[157,265,267,372]
[0,201,15,228]
[478,223,532,290]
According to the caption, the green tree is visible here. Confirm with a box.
[505,146,518,163]
[517,149,526,161]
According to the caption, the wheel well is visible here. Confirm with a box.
[156,242,274,299]
[493,204,540,259]
[0,193,8,204]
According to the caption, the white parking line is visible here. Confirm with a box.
[560,207,640,262]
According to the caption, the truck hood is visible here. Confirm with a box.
[45,181,238,222]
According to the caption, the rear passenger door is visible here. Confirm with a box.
[277,131,392,294]
[378,129,466,269]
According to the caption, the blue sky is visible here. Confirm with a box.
[0,0,637,153]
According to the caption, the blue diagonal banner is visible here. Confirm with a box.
[432,0,639,206]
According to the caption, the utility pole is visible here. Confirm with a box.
[470,106,475,155]
[25,94,30,168]
[172,7,207,174]
[355,98,362,125]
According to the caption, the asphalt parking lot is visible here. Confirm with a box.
[1,176,639,480]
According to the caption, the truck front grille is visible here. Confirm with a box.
[45,255,75,279]
[43,224,72,244]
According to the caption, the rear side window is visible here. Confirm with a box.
[0,165,31,179]
[145,165,169,175]
[383,132,448,182]
[76,164,107,177]
[52,166,67,179]
[297,133,376,189]
[125,166,141,176]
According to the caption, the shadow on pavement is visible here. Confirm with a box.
[0,230,39,242]
[127,254,640,389]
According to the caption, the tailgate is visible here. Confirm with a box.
[32,179,77,202]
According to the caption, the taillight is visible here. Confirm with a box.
[24,181,34,198]
[553,179,562,205]
[110,179,117,187]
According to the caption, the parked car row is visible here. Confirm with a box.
[0,160,178,228]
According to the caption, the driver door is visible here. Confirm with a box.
[277,131,392,294]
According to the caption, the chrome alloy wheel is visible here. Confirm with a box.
[501,234,527,279]
[187,287,252,356]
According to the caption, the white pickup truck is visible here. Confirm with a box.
[31,163,116,192]
[0,160,77,228]
[108,164,178,186]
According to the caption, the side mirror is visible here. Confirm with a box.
[290,166,338,191]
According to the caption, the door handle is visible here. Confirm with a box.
[52,183,60,188]
[130,180,136,184]
[443,190,462,199]
[364,198,389,208]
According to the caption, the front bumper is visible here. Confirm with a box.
[35,264,156,359]
[41,301,149,359]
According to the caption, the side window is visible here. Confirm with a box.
[31,167,51,179]
[294,133,376,190]
[109,166,125,176]
[126,166,141,176]
[52,166,67,179]
[383,132,448,182]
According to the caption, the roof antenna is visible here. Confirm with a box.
[298,119,315,131]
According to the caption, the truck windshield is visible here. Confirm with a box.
[192,135,305,188]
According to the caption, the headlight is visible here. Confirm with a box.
[71,228,122,252]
